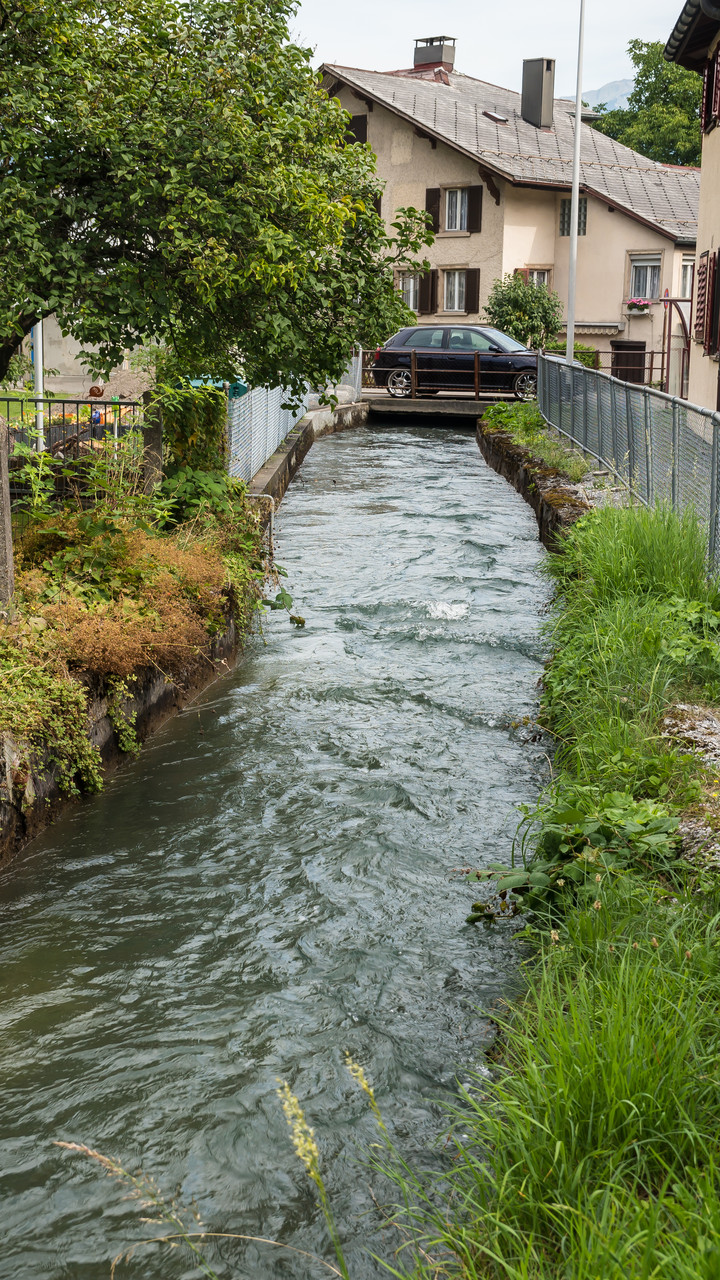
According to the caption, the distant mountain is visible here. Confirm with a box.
[582,79,633,111]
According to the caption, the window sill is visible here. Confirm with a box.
[437,230,471,238]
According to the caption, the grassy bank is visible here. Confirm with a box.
[1,433,265,795]
[391,502,720,1278]
[482,402,590,484]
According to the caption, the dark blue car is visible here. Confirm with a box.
[372,324,538,400]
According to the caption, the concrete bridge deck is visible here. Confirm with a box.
[362,391,506,419]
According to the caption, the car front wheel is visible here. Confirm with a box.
[387,367,412,398]
[513,370,537,401]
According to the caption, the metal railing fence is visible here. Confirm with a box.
[1,394,143,457]
[538,354,720,562]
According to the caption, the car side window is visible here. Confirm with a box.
[403,328,444,348]
[448,328,493,352]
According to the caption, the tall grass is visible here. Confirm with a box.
[541,504,720,802]
[384,882,720,1279]
[546,502,720,609]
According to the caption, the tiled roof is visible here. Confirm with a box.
[324,64,699,243]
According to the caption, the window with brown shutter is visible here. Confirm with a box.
[418,269,438,315]
[707,251,719,355]
[707,249,717,355]
[467,187,483,233]
[347,115,367,143]
[465,268,480,313]
[702,50,720,132]
[702,61,712,131]
[713,50,720,123]
[695,251,709,341]
[425,188,441,234]
[514,268,530,283]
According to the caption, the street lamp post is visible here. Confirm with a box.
[566,0,587,366]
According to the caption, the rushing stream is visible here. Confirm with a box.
[0,425,548,1280]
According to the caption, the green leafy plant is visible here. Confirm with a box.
[544,339,599,369]
[483,273,564,349]
[468,790,682,919]
[107,677,140,755]
[159,465,247,525]
[154,381,227,471]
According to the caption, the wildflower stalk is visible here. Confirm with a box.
[276,1081,352,1280]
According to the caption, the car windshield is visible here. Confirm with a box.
[483,328,531,353]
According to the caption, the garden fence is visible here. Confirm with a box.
[0,394,143,456]
[226,350,363,483]
[537,354,720,562]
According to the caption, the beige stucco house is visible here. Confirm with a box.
[666,1,720,410]
[323,39,699,389]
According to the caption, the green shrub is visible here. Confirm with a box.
[544,338,599,369]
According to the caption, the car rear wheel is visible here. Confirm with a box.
[387,367,412,398]
[513,370,537,401]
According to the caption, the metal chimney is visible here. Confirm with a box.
[413,36,456,70]
[521,58,555,127]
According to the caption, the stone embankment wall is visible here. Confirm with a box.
[476,418,592,545]
[0,623,237,864]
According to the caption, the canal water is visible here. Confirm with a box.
[0,425,548,1280]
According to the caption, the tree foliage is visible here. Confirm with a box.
[484,274,564,349]
[591,40,702,167]
[0,0,432,394]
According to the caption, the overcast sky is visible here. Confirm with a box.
[291,0,686,96]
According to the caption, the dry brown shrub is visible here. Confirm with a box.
[43,599,150,679]
[44,595,214,680]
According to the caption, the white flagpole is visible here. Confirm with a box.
[32,319,45,450]
[566,0,586,365]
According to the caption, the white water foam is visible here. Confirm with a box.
[426,601,469,620]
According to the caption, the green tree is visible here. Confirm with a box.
[591,40,702,167]
[0,0,431,397]
[484,274,564,349]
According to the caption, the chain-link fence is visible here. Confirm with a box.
[538,354,720,561]
[227,385,311,483]
[226,351,363,483]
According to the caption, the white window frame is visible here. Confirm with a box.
[399,272,420,311]
[444,269,466,312]
[527,268,551,288]
[630,255,662,301]
[445,188,469,232]
[681,257,695,300]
